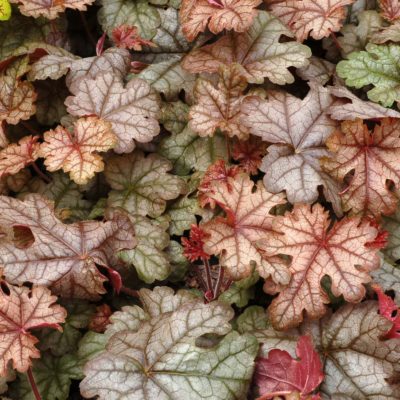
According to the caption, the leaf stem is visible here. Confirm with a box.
[213,265,224,299]
[203,258,214,300]
[330,32,342,51]
[31,162,51,183]
[27,367,42,400]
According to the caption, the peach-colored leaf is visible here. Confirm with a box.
[65,72,160,154]
[40,117,116,185]
[322,118,400,218]
[379,0,400,21]
[180,0,262,41]
[202,173,289,283]
[0,195,136,299]
[268,0,355,42]
[0,135,39,179]
[182,11,311,84]
[198,160,241,208]
[0,285,66,376]
[259,203,382,329]
[9,0,95,19]
[189,65,249,139]
[0,77,36,125]
[241,83,342,214]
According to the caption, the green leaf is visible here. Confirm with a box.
[135,8,199,97]
[337,43,400,106]
[38,300,95,356]
[159,101,228,175]
[165,240,189,281]
[80,287,258,400]
[236,306,268,333]
[219,270,259,307]
[15,353,83,400]
[165,195,203,235]
[119,215,171,283]
[0,0,11,21]
[98,0,161,39]
[105,150,186,217]
[371,255,400,299]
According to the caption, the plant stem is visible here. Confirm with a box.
[31,162,51,183]
[120,286,139,298]
[213,265,224,299]
[203,258,214,299]
[27,367,42,400]
[330,32,341,51]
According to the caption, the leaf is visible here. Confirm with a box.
[218,270,259,307]
[40,117,116,185]
[181,10,311,85]
[105,150,186,217]
[254,302,400,399]
[189,65,249,139]
[255,335,324,399]
[382,207,400,261]
[158,101,228,175]
[119,215,171,283]
[0,194,136,299]
[371,20,400,43]
[232,136,267,175]
[372,284,400,339]
[80,288,258,400]
[88,304,112,333]
[378,0,400,21]
[296,56,335,85]
[371,256,400,298]
[0,135,40,179]
[338,11,383,57]
[9,0,94,19]
[38,300,95,357]
[98,0,161,39]
[0,0,11,21]
[326,85,400,120]
[179,0,262,41]
[336,43,400,107]
[112,25,156,50]
[65,72,160,153]
[241,83,342,213]
[0,77,36,125]
[15,353,83,400]
[322,118,400,218]
[29,48,130,91]
[258,203,382,329]
[31,172,92,221]
[0,285,66,376]
[269,0,355,41]
[202,173,289,282]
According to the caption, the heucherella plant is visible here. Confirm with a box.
[0,0,400,399]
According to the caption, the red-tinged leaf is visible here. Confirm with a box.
[372,284,400,339]
[255,335,324,399]
[322,118,400,218]
[202,173,289,282]
[198,160,241,208]
[88,304,112,333]
[379,0,400,21]
[0,195,136,300]
[180,0,262,41]
[232,137,267,175]
[259,204,383,329]
[0,285,66,376]
[182,224,210,262]
[112,25,156,51]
